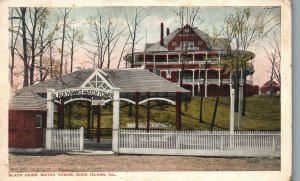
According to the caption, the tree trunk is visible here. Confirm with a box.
[60,10,67,76]
[210,78,223,131]
[39,42,44,82]
[242,71,247,115]
[233,71,239,112]
[21,8,29,87]
[29,9,38,85]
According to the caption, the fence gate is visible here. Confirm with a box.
[51,127,84,151]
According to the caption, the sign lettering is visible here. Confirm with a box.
[52,89,113,100]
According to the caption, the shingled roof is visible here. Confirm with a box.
[17,68,188,94]
[9,91,47,110]
[144,26,228,52]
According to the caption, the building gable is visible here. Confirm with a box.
[80,69,114,90]
[167,24,209,51]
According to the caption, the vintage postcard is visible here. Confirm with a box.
[0,0,292,180]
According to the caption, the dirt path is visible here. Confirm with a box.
[9,153,280,172]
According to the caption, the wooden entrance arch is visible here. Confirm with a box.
[45,87,120,152]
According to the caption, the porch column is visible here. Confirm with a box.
[178,53,181,63]
[167,54,169,63]
[218,69,221,86]
[146,92,150,133]
[175,91,182,130]
[143,54,145,65]
[46,89,55,150]
[87,102,91,139]
[205,69,208,97]
[178,70,181,84]
[58,98,64,129]
[112,88,120,153]
[192,69,195,96]
[153,54,156,70]
[96,105,101,143]
[91,107,95,140]
[193,53,195,62]
[135,92,140,129]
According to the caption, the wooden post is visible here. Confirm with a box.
[87,102,91,139]
[96,105,101,143]
[230,88,235,133]
[175,91,182,130]
[58,98,64,129]
[91,107,94,140]
[146,92,150,133]
[80,127,84,151]
[135,92,140,129]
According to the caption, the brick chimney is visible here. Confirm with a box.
[166,28,170,36]
[160,22,164,46]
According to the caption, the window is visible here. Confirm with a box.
[36,115,42,128]
[154,70,161,76]
[184,28,190,33]
[198,41,203,46]
[189,42,194,49]
[180,41,194,50]
[172,41,177,46]
[166,70,171,79]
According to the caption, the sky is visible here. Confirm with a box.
[12,6,281,87]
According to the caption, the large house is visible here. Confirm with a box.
[125,23,259,97]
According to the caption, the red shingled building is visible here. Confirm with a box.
[126,23,259,97]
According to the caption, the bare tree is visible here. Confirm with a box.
[86,10,109,68]
[59,8,72,76]
[9,8,21,89]
[85,11,126,69]
[173,6,202,87]
[117,35,130,68]
[105,17,125,69]
[17,7,29,87]
[223,7,276,116]
[263,32,281,96]
[125,7,148,68]
[37,18,60,81]
[68,26,84,72]
[24,8,48,85]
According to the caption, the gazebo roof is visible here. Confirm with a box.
[11,68,190,110]
[17,68,189,94]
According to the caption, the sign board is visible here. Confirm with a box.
[92,100,106,106]
[52,88,113,100]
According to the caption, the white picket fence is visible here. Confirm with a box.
[118,129,281,157]
[51,127,84,151]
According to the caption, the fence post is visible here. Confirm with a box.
[80,127,84,151]
[221,135,224,150]
[112,88,120,153]
[272,136,276,151]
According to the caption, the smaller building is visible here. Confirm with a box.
[260,81,280,95]
[9,92,47,151]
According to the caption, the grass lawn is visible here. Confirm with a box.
[60,95,280,132]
